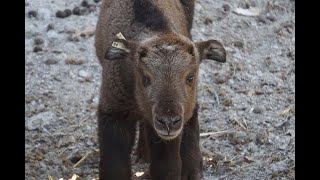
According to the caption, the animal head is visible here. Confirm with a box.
[105,33,226,140]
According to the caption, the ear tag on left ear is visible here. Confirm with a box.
[116,32,126,40]
[112,42,129,52]
[112,32,129,52]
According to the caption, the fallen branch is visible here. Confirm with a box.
[73,150,95,168]
[200,130,230,137]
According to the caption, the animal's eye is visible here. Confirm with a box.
[142,74,151,87]
[186,76,194,86]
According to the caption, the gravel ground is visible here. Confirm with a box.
[25,0,295,179]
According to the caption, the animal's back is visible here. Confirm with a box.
[95,0,135,62]
[94,0,191,111]
[95,0,190,62]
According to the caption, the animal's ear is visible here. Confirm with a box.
[104,39,138,60]
[195,39,226,63]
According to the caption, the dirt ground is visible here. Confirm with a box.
[25,0,295,179]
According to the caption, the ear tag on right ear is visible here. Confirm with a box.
[112,41,130,52]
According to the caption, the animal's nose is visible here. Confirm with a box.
[156,115,182,129]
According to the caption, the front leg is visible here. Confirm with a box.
[97,108,137,180]
[146,124,182,180]
[181,106,203,180]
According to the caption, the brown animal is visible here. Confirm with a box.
[94,0,226,179]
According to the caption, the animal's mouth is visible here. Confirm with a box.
[154,126,182,140]
[151,104,184,140]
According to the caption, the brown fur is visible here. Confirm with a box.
[95,0,226,179]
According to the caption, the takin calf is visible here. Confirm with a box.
[94,0,226,179]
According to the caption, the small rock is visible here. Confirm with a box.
[204,17,213,25]
[266,15,276,22]
[287,51,294,60]
[253,107,262,114]
[233,41,244,48]
[34,37,44,45]
[56,10,68,18]
[223,99,232,107]
[25,96,34,103]
[69,154,82,164]
[229,131,250,145]
[64,9,72,16]
[257,16,267,24]
[270,161,288,172]
[33,46,43,52]
[214,73,230,84]
[65,57,86,65]
[73,7,81,15]
[57,135,76,148]
[28,10,38,18]
[26,111,57,131]
[80,8,89,15]
[81,0,90,8]
[38,8,51,20]
[222,4,230,12]
[47,23,55,31]
[287,96,294,102]
[256,131,268,144]
[78,70,93,82]
[94,0,101,3]
[45,59,58,65]
[86,140,94,146]
[247,142,258,152]
[88,5,96,13]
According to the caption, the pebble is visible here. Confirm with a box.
[26,111,57,131]
[45,59,58,65]
[56,9,72,18]
[234,41,244,49]
[33,46,43,52]
[47,23,55,31]
[34,37,44,45]
[229,131,250,145]
[253,107,263,114]
[247,142,258,152]
[78,70,93,82]
[28,10,38,18]
[81,0,90,8]
[65,57,86,65]
[204,17,213,25]
[65,9,72,16]
[73,7,81,15]
[222,4,230,12]
[88,5,96,13]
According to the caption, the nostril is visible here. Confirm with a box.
[156,116,166,125]
[172,116,181,125]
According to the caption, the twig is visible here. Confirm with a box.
[200,139,224,160]
[213,90,220,105]
[200,130,230,137]
[73,150,94,168]
[233,118,247,131]
[200,140,215,157]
